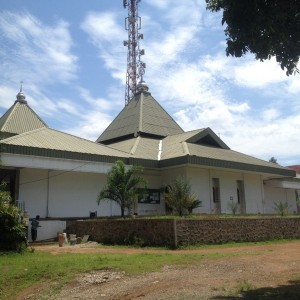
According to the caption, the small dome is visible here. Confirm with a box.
[136,80,149,93]
[16,82,27,104]
[16,91,27,104]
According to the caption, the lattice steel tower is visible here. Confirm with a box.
[123,0,146,106]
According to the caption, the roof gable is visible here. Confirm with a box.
[96,91,183,144]
[0,97,47,139]
[186,127,230,149]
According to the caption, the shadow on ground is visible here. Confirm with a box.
[212,280,300,299]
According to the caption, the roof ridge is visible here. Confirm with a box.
[130,136,141,155]
[97,91,184,144]
[0,127,46,142]
[0,103,17,131]
[182,141,190,155]
[24,102,48,127]
[0,100,48,136]
[139,94,143,132]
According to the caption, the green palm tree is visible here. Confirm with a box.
[97,160,147,217]
[165,177,200,216]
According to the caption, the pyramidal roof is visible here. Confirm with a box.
[96,88,184,144]
[0,90,47,140]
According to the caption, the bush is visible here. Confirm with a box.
[273,201,290,216]
[0,182,27,252]
[228,201,240,215]
[165,177,200,216]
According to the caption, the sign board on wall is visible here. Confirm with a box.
[138,189,160,204]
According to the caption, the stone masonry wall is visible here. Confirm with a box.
[75,218,300,248]
[75,219,176,247]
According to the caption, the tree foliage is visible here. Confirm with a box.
[269,157,278,164]
[273,201,290,216]
[97,160,147,217]
[165,177,200,216]
[206,0,300,75]
[0,182,27,252]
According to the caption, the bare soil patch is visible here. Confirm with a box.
[16,241,300,299]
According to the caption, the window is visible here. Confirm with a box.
[236,180,246,214]
[212,178,220,203]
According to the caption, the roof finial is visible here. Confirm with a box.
[16,80,27,104]
[136,79,149,93]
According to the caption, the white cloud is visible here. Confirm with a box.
[65,109,113,142]
[0,10,79,123]
[56,99,82,116]
[144,0,171,10]
[81,12,126,82]
[0,86,19,109]
[286,76,300,94]
[81,12,124,43]
[232,59,288,88]
[77,87,114,111]
[0,11,77,84]
[226,113,300,163]
[262,108,280,121]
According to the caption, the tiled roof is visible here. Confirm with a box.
[0,100,47,139]
[105,129,294,176]
[108,137,160,160]
[0,127,130,158]
[96,91,183,144]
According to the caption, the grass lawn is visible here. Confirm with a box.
[1,240,299,299]
[0,247,207,299]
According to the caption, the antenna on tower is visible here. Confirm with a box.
[123,0,146,106]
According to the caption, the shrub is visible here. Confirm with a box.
[0,182,27,252]
[165,177,199,216]
[273,201,290,216]
[228,201,240,215]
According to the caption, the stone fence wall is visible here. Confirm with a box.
[75,218,300,248]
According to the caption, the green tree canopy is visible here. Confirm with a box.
[97,160,147,217]
[269,157,278,164]
[0,181,27,252]
[206,0,300,75]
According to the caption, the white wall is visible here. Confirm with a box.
[264,186,297,214]
[28,220,66,242]
[49,170,110,217]
[186,167,210,213]
[19,168,118,218]
[185,167,264,214]
[243,174,264,214]
[19,167,164,218]
[19,169,49,218]
[19,165,297,219]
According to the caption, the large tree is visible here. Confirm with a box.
[97,160,147,217]
[206,0,300,75]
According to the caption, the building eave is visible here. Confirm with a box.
[159,155,296,177]
[0,144,128,165]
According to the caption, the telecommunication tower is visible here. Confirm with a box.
[123,0,146,106]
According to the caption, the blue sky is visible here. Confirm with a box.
[0,0,299,166]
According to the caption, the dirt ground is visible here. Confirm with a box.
[16,241,300,299]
